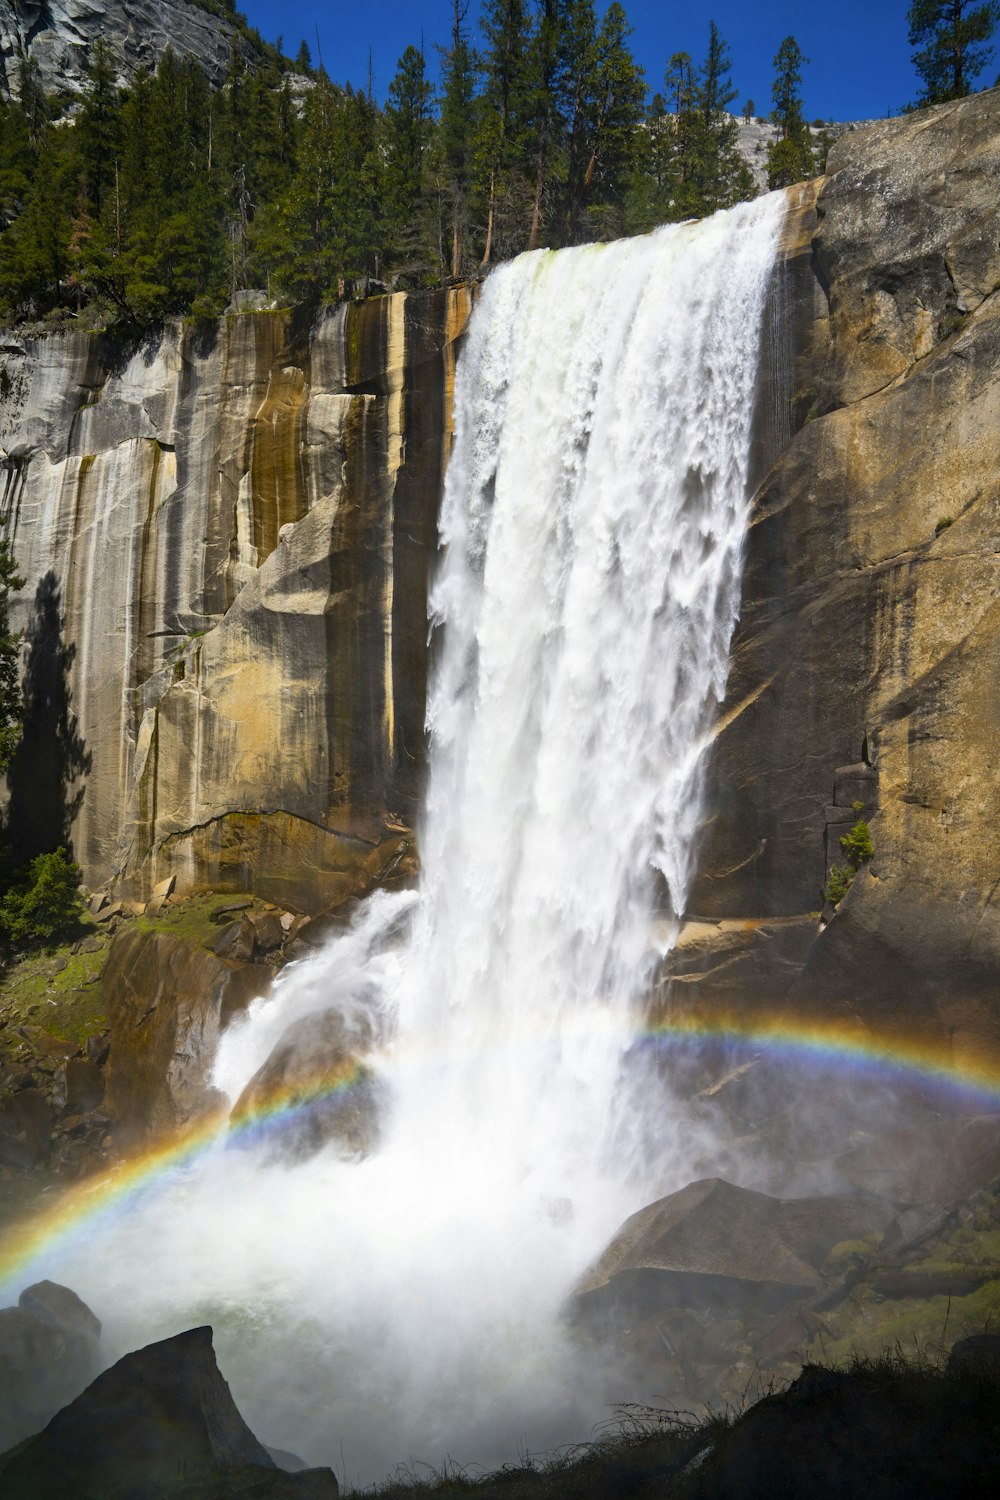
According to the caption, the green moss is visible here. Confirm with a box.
[810,1280,1000,1366]
[0,924,111,1046]
[134,892,253,950]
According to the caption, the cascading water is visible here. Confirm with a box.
[12,193,785,1487]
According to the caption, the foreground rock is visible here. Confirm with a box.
[684,1356,998,1500]
[0,1282,101,1452]
[0,1325,338,1499]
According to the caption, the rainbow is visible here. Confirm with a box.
[2,1014,999,1296]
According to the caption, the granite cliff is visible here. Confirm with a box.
[671,87,1000,1068]
[0,0,246,99]
[0,89,998,1055]
[0,290,471,911]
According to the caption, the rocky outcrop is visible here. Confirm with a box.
[0,1323,339,1498]
[0,1,248,100]
[230,1006,382,1161]
[0,289,470,910]
[668,88,1000,1063]
[103,923,267,1144]
[0,1280,101,1451]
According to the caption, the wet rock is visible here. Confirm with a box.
[0,1087,53,1169]
[681,89,1000,1059]
[231,1007,381,1162]
[575,1179,896,1336]
[835,1116,1000,1206]
[0,1324,339,1498]
[103,927,269,1145]
[60,1057,105,1115]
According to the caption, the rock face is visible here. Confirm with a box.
[0,1,246,100]
[0,290,470,911]
[0,1280,101,1451]
[667,89,1000,1062]
[0,1323,339,1498]
[103,924,267,1144]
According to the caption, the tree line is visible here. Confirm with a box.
[0,0,996,328]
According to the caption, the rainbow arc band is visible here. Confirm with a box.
[1,1018,998,1292]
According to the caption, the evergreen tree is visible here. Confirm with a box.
[476,0,532,265]
[438,0,478,277]
[907,0,1000,102]
[382,45,435,275]
[560,0,645,243]
[524,0,564,250]
[0,540,24,777]
[766,36,815,189]
[77,39,120,217]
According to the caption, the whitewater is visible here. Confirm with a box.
[15,192,786,1487]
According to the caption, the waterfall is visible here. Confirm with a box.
[20,194,785,1487]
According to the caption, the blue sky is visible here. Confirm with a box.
[241,1,925,121]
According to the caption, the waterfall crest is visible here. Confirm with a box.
[21,193,786,1486]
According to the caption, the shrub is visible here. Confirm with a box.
[0,847,85,949]
[825,817,875,907]
[825,863,854,906]
[840,817,874,866]
[935,515,955,536]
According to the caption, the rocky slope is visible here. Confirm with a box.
[0,1,246,99]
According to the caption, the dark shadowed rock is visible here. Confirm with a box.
[0,1283,101,1452]
[685,1359,999,1500]
[0,1325,338,1499]
[230,1008,382,1162]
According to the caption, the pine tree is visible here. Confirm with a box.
[382,45,435,275]
[476,0,532,265]
[907,0,1000,103]
[524,0,564,250]
[766,36,816,189]
[77,38,120,217]
[438,0,478,277]
[0,540,25,776]
[560,1,645,243]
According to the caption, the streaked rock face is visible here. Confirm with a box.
[0,289,472,909]
[0,0,242,100]
[672,89,1000,1061]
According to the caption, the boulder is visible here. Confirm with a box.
[685,1359,998,1500]
[207,916,257,962]
[575,1178,895,1327]
[0,1325,338,1499]
[0,1282,101,1452]
[103,927,269,1145]
[230,1007,382,1162]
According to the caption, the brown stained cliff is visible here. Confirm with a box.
[671,89,1000,1067]
[0,290,472,911]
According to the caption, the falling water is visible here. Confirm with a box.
[14,194,786,1486]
